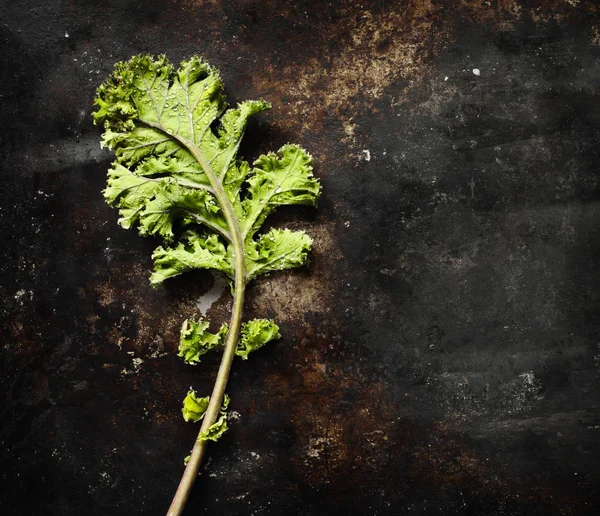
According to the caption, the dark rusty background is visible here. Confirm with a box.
[2,1,600,514]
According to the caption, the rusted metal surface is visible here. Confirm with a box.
[2,1,600,514]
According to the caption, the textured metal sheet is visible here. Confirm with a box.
[2,1,600,515]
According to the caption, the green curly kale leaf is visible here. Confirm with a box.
[94,54,319,284]
[178,317,280,364]
[178,318,229,365]
[93,54,320,513]
[236,319,281,360]
[182,389,210,423]
[199,394,230,442]
[182,391,230,442]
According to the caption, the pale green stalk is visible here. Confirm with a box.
[159,131,248,516]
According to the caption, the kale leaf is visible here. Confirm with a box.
[94,54,320,515]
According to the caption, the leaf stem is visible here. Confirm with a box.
[166,277,245,516]
[166,139,247,516]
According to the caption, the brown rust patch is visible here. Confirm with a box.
[246,5,438,143]
[410,422,495,491]
[263,355,404,486]
[93,278,117,308]
[591,23,600,45]
[86,260,203,357]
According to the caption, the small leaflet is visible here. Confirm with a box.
[181,389,209,423]
[199,394,231,442]
[178,318,229,365]
[235,319,281,360]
